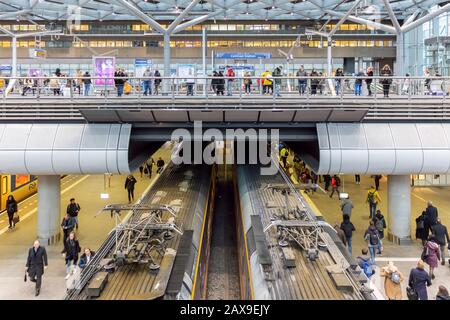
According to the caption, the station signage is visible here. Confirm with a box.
[29,48,47,59]
[215,52,272,59]
[134,58,152,78]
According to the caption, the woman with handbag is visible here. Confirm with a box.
[61,231,81,280]
[423,236,441,279]
[6,195,18,229]
[408,260,432,300]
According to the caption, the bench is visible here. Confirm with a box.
[281,247,296,268]
[86,272,109,298]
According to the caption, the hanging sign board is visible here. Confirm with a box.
[134,58,152,78]
[29,48,46,59]
[93,56,115,86]
[215,52,272,59]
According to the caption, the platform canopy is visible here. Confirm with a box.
[1,0,449,34]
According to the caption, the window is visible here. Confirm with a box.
[13,175,30,190]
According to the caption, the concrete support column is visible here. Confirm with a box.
[357,57,363,72]
[6,36,17,95]
[163,32,171,96]
[327,37,332,76]
[38,175,61,245]
[387,175,411,244]
[202,27,207,96]
[396,32,404,76]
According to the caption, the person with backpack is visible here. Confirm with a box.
[431,218,449,265]
[329,175,341,199]
[422,235,441,280]
[408,260,431,300]
[364,221,380,264]
[357,248,375,279]
[340,196,353,219]
[323,174,331,191]
[373,210,386,254]
[340,214,355,254]
[280,147,289,168]
[380,261,404,300]
[226,66,235,96]
[66,198,81,230]
[416,211,429,246]
[366,186,381,219]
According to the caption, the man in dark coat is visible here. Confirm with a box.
[124,174,137,203]
[61,214,76,243]
[416,211,429,245]
[425,201,438,227]
[66,198,81,230]
[431,218,450,265]
[156,157,165,174]
[26,240,48,296]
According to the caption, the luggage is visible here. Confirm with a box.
[406,286,418,300]
[13,213,20,225]
[124,82,132,94]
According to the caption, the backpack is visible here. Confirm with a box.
[362,260,373,278]
[375,217,384,231]
[390,271,401,284]
[367,191,376,204]
[368,231,379,246]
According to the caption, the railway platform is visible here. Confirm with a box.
[0,143,173,300]
[306,174,450,299]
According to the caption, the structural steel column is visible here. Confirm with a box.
[37,175,61,245]
[387,175,411,244]
[163,32,171,95]
[11,36,16,77]
[327,37,332,76]
[396,32,404,76]
[202,27,207,96]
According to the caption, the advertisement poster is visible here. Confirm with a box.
[178,64,195,84]
[93,56,115,86]
[28,68,42,78]
[134,58,152,78]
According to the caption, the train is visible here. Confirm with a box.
[0,174,38,211]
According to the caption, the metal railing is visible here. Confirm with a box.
[0,75,448,104]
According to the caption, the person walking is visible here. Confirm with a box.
[425,201,438,228]
[334,68,343,95]
[226,66,235,96]
[408,260,432,300]
[354,174,361,185]
[340,214,355,254]
[296,65,307,95]
[279,146,289,168]
[374,174,382,190]
[25,240,48,296]
[380,261,404,300]
[423,236,441,279]
[373,209,386,254]
[416,211,429,246]
[364,221,380,264]
[156,157,165,174]
[61,231,81,279]
[61,214,76,244]
[334,223,347,246]
[366,186,381,219]
[79,248,95,270]
[217,71,225,95]
[329,175,341,199]
[340,196,353,219]
[431,218,449,265]
[145,157,155,178]
[66,198,81,230]
[366,66,374,96]
[114,69,125,97]
[6,195,17,229]
[380,64,392,98]
[82,71,91,96]
[124,174,137,203]
[323,174,331,191]
[436,285,450,300]
[139,164,144,178]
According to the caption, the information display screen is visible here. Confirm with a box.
[93,56,115,86]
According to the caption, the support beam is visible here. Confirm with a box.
[329,11,397,34]
[114,0,166,34]
[0,9,31,20]
[167,0,201,34]
[163,32,171,95]
[202,27,207,96]
[172,10,224,34]
[38,175,61,245]
[327,37,332,76]
[15,30,63,39]
[402,2,450,33]
[387,175,411,244]
[382,0,402,34]
[402,9,421,27]
[329,0,362,37]
[0,26,14,37]
[396,32,404,77]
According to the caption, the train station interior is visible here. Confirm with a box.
[1,0,450,304]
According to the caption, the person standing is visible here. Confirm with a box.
[423,236,441,279]
[217,71,225,95]
[334,68,343,95]
[82,71,91,96]
[243,71,252,94]
[61,214,76,244]
[153,69,161,95]
[61,231,81,279]
[226,66,235,96]
[366,186,381,219]
[334,223,347,246]
[272,66,283,97]
[124,175,137,203]
[354,174,361,185]
[66,198,81,230]
[146,157,155,178]
[279,146,289,168]
[323,174,331,191]
[261,70,272,95]
[79,248,95,270]
[380,261,404,300]
[310,69,319,95]
[340,196,353,219]
[354,69,364,96]
[364,221,380,264]
[156,157,165,174]
[416,211,429,246]
[142,67,153,96]
[296,65,307,95]
[380,64,392,98]
[366,66,374,96]
[340,214,355,254]
[431,218,449,265]
[329,175,340,199]
[75,69,83,95]
[408,260,432,300]
[25,240,48,296]
[373,209,386,254]
[6,195,17,229]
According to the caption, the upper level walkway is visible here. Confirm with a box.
[1,76,449,122]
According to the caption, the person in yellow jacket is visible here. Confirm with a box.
[280,147,289,168]
[367,186,381,219]
[261,70,272,95]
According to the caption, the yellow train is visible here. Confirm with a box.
[0,175,38,211]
